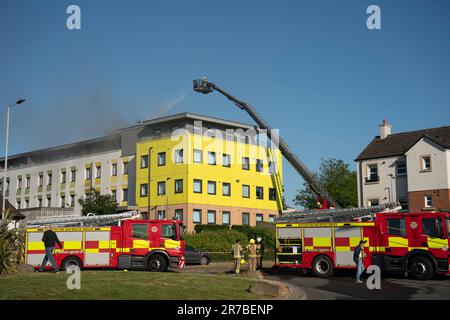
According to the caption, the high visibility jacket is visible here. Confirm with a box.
[247,244,257,258]
[232,243,243,259]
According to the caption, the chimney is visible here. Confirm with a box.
[379,119,392,139]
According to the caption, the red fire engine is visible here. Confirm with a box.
[25,219,185,272]
[276,211,450,280]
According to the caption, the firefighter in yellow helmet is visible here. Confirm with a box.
[246,239,257,271]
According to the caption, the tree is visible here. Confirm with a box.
[294,158,357,209]
[78,191,117,215]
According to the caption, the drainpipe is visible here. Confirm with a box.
[147,147,152,219]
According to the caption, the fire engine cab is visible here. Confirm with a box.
[26,219,185,272]
[276,211,450,280]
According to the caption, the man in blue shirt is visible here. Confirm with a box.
[353,240,367,284]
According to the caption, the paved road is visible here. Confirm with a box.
[183,262,450,300]
[265,268,450,300]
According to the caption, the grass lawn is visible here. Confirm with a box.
[0,271,261,300]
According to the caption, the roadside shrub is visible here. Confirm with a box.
[185,229,248,254]
[194,224,230,233]
[0,210,25,274]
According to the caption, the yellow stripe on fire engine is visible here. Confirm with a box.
[99,241,110,249]
[63,241,82,250]
[28,242,45,251]
[388,237,408,248]
[335,246,351,252]
[133,240,150,248]
[313,237,331,247]
[427,238,449,249]
[165,239,181,249]
[85,248,100,253]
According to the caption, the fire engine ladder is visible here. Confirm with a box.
[266,145,284,212]
[26,210,141,227]
[276,202,401,223]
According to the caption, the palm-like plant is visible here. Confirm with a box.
[0,210,25,274]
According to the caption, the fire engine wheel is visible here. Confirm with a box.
[200,256,210,265]
[61,256,82,271]
[312,255,334,278]
[147,254,168,272]
[408,256,434,281]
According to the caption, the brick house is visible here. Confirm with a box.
[355,120,450,212]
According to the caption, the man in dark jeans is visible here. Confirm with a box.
[38,225,62,273]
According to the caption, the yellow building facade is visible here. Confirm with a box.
[136,130,283,232]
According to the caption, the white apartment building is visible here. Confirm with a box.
[355,120,450,212]
[0,134,137,217]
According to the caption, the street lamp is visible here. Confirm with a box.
[1,99,26,218]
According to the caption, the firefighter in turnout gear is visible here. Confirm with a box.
[231,239,243,274]
[256,237,264,270]
[247,239,257,271]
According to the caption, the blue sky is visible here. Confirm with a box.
[1,0,449,207]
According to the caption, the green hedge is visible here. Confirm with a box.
[194,224,231,233]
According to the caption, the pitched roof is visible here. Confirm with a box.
[355,126,450,161]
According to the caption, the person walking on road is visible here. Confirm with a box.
[231,239,243,274]
[256,237,264,270]
[38,225,62,273]
[353,240,367,283]
[247,239,257,272]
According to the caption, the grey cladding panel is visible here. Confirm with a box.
[304,227,332,238]
[278,227,302,239]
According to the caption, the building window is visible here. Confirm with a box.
[193,209,202,224]
[268,161,275,175]
[269,188,277,201]
[85,167,91,180]
[175,179,183,193]
[46,196,51,208]
[256,159,263,172]
[193,179,202,193]
[174,149,184,164]
[157,210,166,220]
[140,155,149,168]
[222,154,231,167]
[175,209,183,221]
[366,164,378,182]
[208,152,216,165]
[17,177,22,190]
[70,170,76,182]
[193,123,202,135]
[422,218,443,237]
[207,181,216,195]
[222,182,231,196]
[38,175,43,187]
[70,195,75,207]
[158,152,166,166]
[60,195,66,208]
[242,157,250,170]
[111,163,117,176]
[242,213,250,225]
[268,215,275,223]
[387,218,406,236]
[25,200,29,209]
[140,184,148,197]
[421,156,431,171]
[17,200,21,209]
[222,211,230,225]
[26,176,30,188]
[37,198,42,208]
[123,162,129,175]
[154,128,161,138]
[424,195,432,208]
[256,186,264,200]
[207,210,216,224]
[47,173,52,186]
[122,188,128,201]
[242,185,250,198]
[193,149,203,163]
[132,224,148,240]
[95,166,101,179]
[157,181,166,195]
[256,213,263,223]
[396,161,407,176]
[111,190,117,202]
[368,199,379,206]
